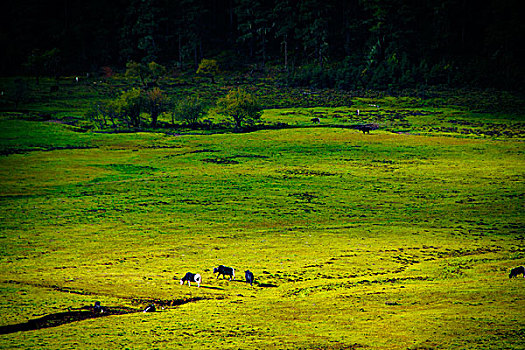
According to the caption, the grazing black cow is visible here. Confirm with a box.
[179,272,201,287]
[143,304,156,313]
[213,265,235,280]
[360,126,371,134]
[311,117,320,124]
[245,270,254,286]
[509,266,525,278]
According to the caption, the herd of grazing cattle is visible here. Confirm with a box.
[178,265,254,288]
[91,265,523,313]
[177,264,525,289]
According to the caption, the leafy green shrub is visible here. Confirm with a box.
[12,78,30,109]
[147,61,167,82]
[216,88,262,129]
[85,104,103,129]
[86,87,170,129]
[146,87,169,127]
[114,88,146,128]
[125,61,166,86]
[196,59,219,83]
[172,96,207,126]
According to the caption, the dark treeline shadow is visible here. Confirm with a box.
[0,306,138,335]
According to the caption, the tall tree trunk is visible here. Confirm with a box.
[194,45,198,70]
[262,34,266,66]
[178,34,183,70]
[284,39,288,71]
[199,40,203,63]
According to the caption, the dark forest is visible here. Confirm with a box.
[1,0,524,89]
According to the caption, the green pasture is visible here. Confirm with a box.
[0,87,524,349]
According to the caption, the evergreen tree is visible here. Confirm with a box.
[121,0,165,63]
[296,0,331,66]
[178,0,208,69]
[234,0,273,65]
[1,0,523,88]
[272,0,297,70]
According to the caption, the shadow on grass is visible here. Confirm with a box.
[212,279,278,288]
[199,285,225,291]
[0,296,210,334]
[0,306,138,335]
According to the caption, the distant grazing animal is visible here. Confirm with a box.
[93,301,104,313]
[179,272,202,287]
[509,266,525,278]
[245,270,254,286]
[360,125,372,134]
[214,265,235,280]
[311,117,320,124]
[143,304,156,313]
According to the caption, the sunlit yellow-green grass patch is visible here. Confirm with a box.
[0,116,524,348]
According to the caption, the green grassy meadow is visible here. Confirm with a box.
[0,80,524,349]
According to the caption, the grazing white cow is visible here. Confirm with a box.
[180,272,202,287]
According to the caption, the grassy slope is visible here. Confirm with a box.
[0,93,524,349]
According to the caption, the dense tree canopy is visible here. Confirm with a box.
[1,0,523,88]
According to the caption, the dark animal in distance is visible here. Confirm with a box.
[214,265,235,280]
[356,124,378,134]
[360,125,372,134]
[93,301,104,313]
[509,266,525,278]
[245,270,254,286]
[311,117,320,123]
[179,272,201,287]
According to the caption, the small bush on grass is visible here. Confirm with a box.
[146,87,169,128]
[125,61,166,87]
[86,87,171,130]
[114,88,146,128]
[196,59,219,83]
[172,96,207,126]
[216,88,262,129]
[86,102,119,129]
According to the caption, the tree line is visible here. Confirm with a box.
[88,85,262,131]
[1,0,523,89]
